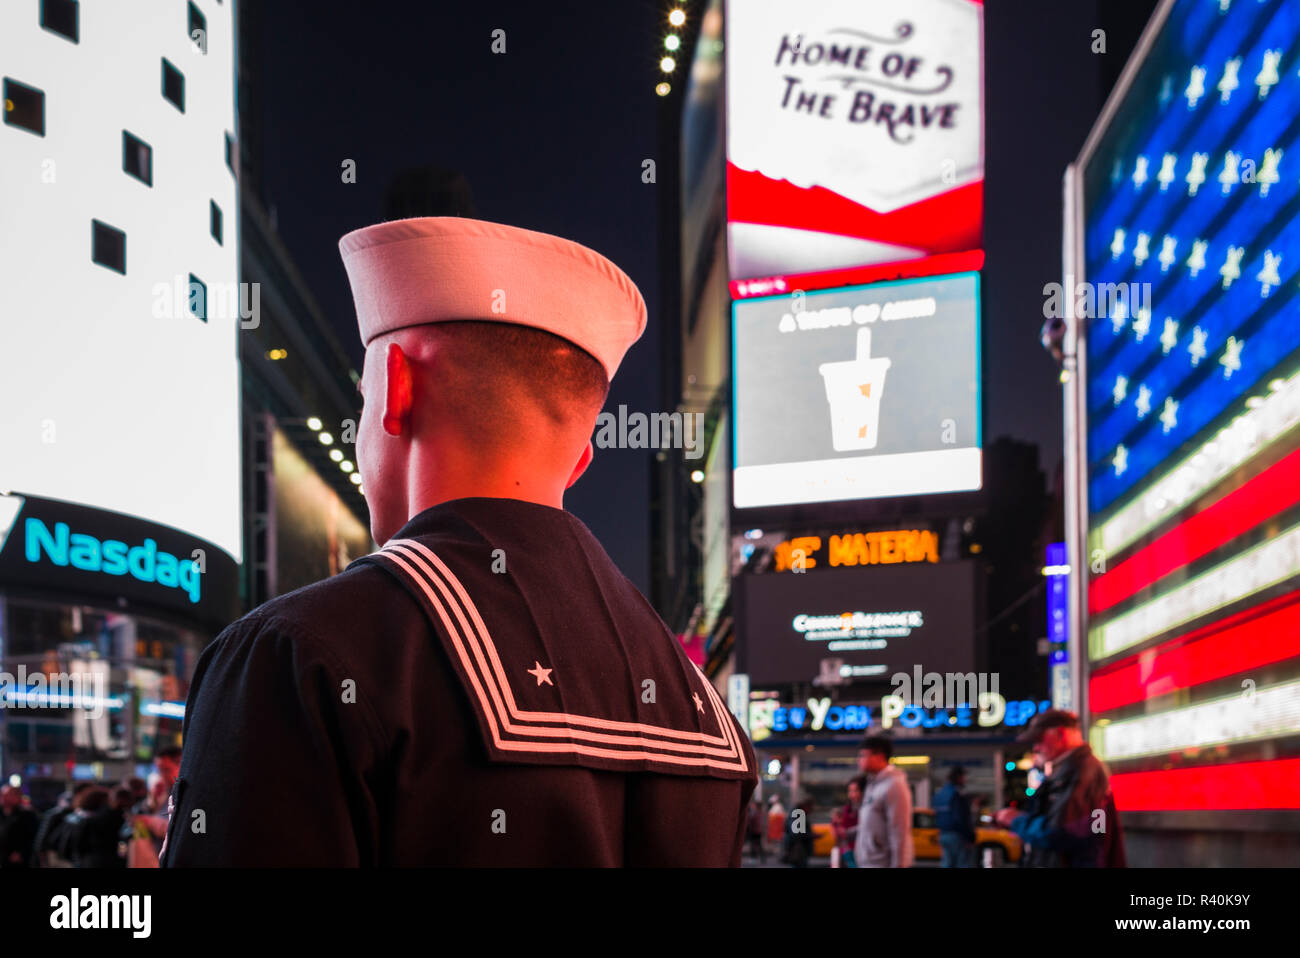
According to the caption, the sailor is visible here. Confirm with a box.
[161,217,757,866]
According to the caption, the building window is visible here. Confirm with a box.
[91,220,126,274]
[40,0,79,43]
[188,2,206,54]
[224,131,236,176]
[122,131,152,186]
[188,274,207,322]
[210,200,223,245]
[3,78,46,136]
[161,58,184,113]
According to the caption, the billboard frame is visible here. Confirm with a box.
[720,0,987,296]
[1061,0,1177,732]
[1062,0,1300,845]
[728,272,988,532]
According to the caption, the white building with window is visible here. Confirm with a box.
[1,0,241,560]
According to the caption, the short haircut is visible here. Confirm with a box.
[859,735,893,759]
[408,320,609,440]
[156,746,182,762]
[948,766,966,784]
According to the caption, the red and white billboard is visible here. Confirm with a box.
[725,0,984,299]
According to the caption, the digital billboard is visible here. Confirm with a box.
[0,492,238,626]
[732,272,981,508]
[735,561,978,686]
[747,693,1051,742]
[681,0,724,305]
[725,0,984,299]
[0,3,242,583]
[1070,0,1300,814]
[272,427,374,596]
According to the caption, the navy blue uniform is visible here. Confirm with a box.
[162,498,756,866]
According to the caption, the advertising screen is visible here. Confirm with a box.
[272,428,374,596]
[1074,0,1300,811]
[681,0,724,305]
[732,272,981,508]
[736,561,977,686]
[725,0,984,299]
[0,4,242,570]
[0,492,238,626]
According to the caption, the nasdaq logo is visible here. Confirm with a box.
[24,519,201,603]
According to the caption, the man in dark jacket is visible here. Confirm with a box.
[161,218,757,866]
[31,783,92,867]
[781,797,816,867]
[0,786,39,868]
[75,788,131,869]
[934,766,975,867]
[996,710,1127,867]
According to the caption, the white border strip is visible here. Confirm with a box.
[374,540,751,771]
[1091,521,1300,659]
[1095,678,1300,762]
[734,447,981,508]
[1095,370,1300,559]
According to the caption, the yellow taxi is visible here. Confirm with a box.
[811,808,1022,865]
[912,808,1023,866]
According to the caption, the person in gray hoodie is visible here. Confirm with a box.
[853,735,914,868]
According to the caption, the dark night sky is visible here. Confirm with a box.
[256,0,663,588]
[252,0,1149,594]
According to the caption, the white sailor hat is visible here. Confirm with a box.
[338,216,647,380]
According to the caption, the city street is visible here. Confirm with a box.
[0,0,1297,901]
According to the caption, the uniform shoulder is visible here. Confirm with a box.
[198,560,417,683]
[187,563,402,753]
[236,561,398,638]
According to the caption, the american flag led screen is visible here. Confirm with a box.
[1081,0,1300,812]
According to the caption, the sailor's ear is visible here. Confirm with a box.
[383,342,414,437]
[565,440,595,490]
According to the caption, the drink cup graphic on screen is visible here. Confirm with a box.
[818,327,892,452]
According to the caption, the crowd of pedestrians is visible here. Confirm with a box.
[744,712,1127,869]
[0,747,179,869]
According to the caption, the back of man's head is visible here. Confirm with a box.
[860,735,894,760]
[404,320,609,447]
[358,320,611,542]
